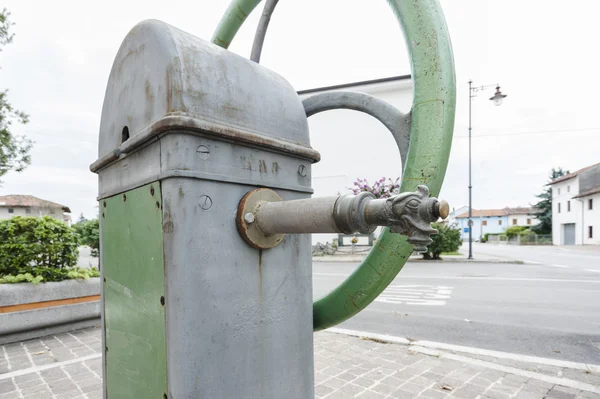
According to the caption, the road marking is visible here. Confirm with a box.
[550,264,569,268]
[0,353,101,381]
[523,260,542,265]
[375,285,453,306]
[329,328,600,374]
[585,269,600,273]
[313,273,600,283]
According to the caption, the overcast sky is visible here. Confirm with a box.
[1,0,599,219]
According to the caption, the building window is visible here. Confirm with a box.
[567,201,571,212]
[567,185,570,193]
[8,208,14,214]
[498,220,502,226]
[512,219,517,225]
[558,203,561,213]
[25,208,31,214]
[589,226,593,239]
[558,188,561,195]
[527,218,531,225]
[482,220,487,226]
[590,199,593,210]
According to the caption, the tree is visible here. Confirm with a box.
[0,9,32,182]
[422,223,462,260]
[73,218,100,257]
[351,177,400,199]
[0,216,79,274]
[531,168,569,234]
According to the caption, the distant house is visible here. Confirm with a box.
[0,195,71,225]
[455,207,539,241]
[548,162,600,245]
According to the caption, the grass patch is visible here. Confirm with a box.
[441,251,462,256]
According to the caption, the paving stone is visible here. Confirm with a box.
[14,375,46,389]
[2,327,599,399]
[315,383,335,397]
[419,388,450,399]
[1,391,22,399]
[356,389,386,398]
[546,387,578,399]
[392,388,419,399]
[0,379,17,394]
[483,389,512,399]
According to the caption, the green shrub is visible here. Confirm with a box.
[504,225,530,238]
[73,219,99,257]
[0,267,99,284]
[0,216,79,275]
[422,223,462,260]
[481,233,489,243]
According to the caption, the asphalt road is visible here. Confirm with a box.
[470,242,600,272]
[314,251,600,364]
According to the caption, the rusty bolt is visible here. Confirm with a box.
[123,194,127,202]
[196,145,210,160]
[150,186,155,196]
[244,212,255,224]
[156,201,160,209]
[103,201,107,208]
[298,165,307,177]
[160,296,165,306]
[198,195,212,210]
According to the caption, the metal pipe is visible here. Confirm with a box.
[250,0,279,63]
[256,196,340,235]
[468,80,473,259]
[245,186,449,252]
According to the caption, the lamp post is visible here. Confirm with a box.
[468,81,507,259]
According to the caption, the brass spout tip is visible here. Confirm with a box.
[435,199,450,219]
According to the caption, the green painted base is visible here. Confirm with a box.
[101,182,168,398]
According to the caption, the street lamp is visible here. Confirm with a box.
[468,81,507,259]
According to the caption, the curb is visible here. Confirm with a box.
[327,328,600,394]
[313,256,522,264]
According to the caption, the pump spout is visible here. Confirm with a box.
[236,185,449,252]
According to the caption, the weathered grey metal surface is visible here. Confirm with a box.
[302,91,411,165]
[93,18,317,398]
[256,196,340,235]
[96,133,314,200]
[162,178,313,398]
[92,19,319,174]
[250,0,279,63]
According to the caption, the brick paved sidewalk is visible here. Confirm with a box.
[1,327,599,398]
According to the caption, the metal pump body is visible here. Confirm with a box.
[92,20,319,398]
[92,0,456,396]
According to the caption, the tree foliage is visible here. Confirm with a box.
[531,168,569,234]
[422,223,462,260]
[0,8,32,181]
[352,177,400,199]
[504,225,530,238]
[0,216,79,274]
[73,218,99,257]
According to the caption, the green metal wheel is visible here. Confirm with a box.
[212,0,456,331]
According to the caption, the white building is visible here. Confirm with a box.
[454,207,539,241]
[549,162,600,245]
[0,195,71,225]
